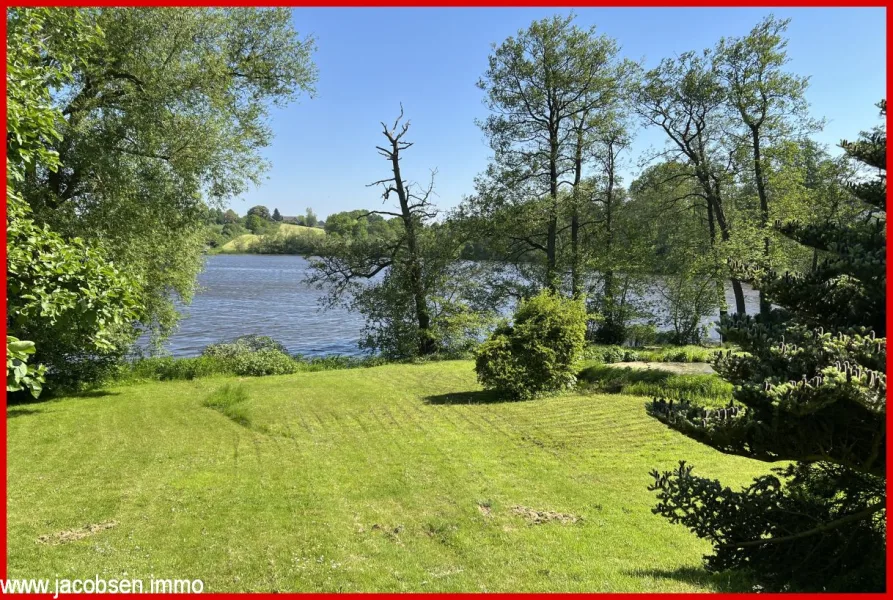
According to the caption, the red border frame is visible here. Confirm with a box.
[1,2,890,597]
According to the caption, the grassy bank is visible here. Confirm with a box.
[9,360,768,592]
[215,223,325,254]
[578,363,733,405]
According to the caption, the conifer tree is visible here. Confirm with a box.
[646,101,886,591]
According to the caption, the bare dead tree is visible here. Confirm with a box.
[308,106,439,356]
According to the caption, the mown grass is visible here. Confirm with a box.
[578,364,733,405]
[8,361,768,592]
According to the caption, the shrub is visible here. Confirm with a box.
[128,356,228,381]
[203,335,288,359]
[475,290,587,399]
[229,349,298,377]
[582,345,640,364]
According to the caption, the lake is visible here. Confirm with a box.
[154,254,760,358]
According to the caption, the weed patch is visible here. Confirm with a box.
[203,384,251,426]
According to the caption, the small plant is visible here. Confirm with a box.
[203,384,251,425]
[475,290,587,399]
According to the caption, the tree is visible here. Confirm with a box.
[310,111,492,358]
[476,14,623,291]
[633,50,747,317]
[245,214,268,234]
[7,8,142,391]
[247,205,272,220]
[222,209,240,224]
[305,207,318,227]
[646,102,886,591]
[475,290,587,399]
[715,15,814,316]
[272,208,283,221]
[23,8,317,342]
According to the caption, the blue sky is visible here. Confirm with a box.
[234,7,886,221]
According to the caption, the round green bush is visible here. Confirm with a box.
[474,290,587,399]
[229,349,298,377]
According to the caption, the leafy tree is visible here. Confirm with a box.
[633,49,747,316]
[305,207,318,227]
[222,209,240,224]
[475,290,587,399]
[646,103,886,591]
[244,214,269,234]
[7,8,143,390]
[247,205,272,220]
[715,15,815,316]
[22,8,317,342]
[272,208,283,221]
[475,14,623,291]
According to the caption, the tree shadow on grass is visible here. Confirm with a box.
[423,390,512,405]
[6,407,42,419]
[7,389,119,408]
[624,566,756,592]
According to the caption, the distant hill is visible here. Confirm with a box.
[219,223,325,253]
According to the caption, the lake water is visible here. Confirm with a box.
[154,254,760,358]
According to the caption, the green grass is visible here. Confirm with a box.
[218,223,324,253]
[9,361,768,592]
[578,364,733,405]
[636,345,725,363]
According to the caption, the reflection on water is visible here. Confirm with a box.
[150,254,760,358]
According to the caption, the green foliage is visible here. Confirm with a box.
[247,205,271,220]
[22,8,317,343]
[646,103,887,591]
[272,208,283,221]
[129,356,229,381]
[475,290,587,399]
[650,462,885,592]
[6,8,142,390]
[6,337,46,398]
[202,335,288,358]
[637,346,724,364]
[228,349,298,377]
[579,365,733,404]
[581,345,639,364]
[350,259,493,360]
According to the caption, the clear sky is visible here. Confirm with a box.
[233,7,886,221]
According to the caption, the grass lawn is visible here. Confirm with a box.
[8,361,769,592]
[218,223,324,253]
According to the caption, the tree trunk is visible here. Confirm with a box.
[603,143,617,333]
[570,125,585,299]
[750,125,772,317]
[710,195,747,316]
[707,201,728,340]
[389,147,434,356]
[546,125,559,292]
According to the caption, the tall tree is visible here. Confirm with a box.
[272,208,283,221]
[633,50,747,316]
[477,14,621,291]
[7,8,142,390]
[309,110,487,358]
[647,102,886,592]
[716,15,813,316]
[248,205,271,220]
[24,8,317,341]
